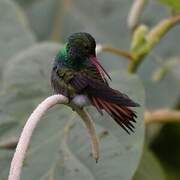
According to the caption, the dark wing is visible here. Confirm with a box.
[71,71,139,107]
[52,61,139,133]
[51,61,139,107]
[70,67,139,134]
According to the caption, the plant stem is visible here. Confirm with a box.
[96,44,134,60]
[128,15,180,73]
[127,0,147,32]
[102,45,134,61]
[145,109,180,124]
[75,108,100,162]
[8,95,69,180]
[50,0,72,41]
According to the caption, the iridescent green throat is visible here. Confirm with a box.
[56,45,88,69]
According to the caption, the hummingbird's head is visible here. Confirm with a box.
[66,32,96,61]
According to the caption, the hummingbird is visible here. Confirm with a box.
[51,32,140,134]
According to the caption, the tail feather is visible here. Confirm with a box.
[91,97,103,115]
[91,97,137,134]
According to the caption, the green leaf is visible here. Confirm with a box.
[0,43,61,129]
[0,0,36,87]
[133,148,166,180]
[14,0,58,40]
[14,0,36,7]
[159,0,180,12]
[0,43,60,148]
[0,149,13,179]
[13,0,134,44]
[0,43,145,179]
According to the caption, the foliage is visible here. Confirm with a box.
[159,0,180,12]
[0,42,145,179]
[0,0,180,179]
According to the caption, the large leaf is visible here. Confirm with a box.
[0,43,60,140]
[0,43,60,147]
[25,0,57,40]
[14,0,36,7]
[0,150,14,180]
[14,0,58,40]
[0,0,36,91]
[0,43,145,179]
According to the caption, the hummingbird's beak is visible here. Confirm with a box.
[90,56,111,81]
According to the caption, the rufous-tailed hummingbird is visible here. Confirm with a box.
[51,32,139,134]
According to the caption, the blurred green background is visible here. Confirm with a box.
[0,0,180,179]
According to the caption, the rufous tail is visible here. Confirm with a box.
[91,97,138,134]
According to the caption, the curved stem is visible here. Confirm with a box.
[8,95,69,180]
[75,108,100,162]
